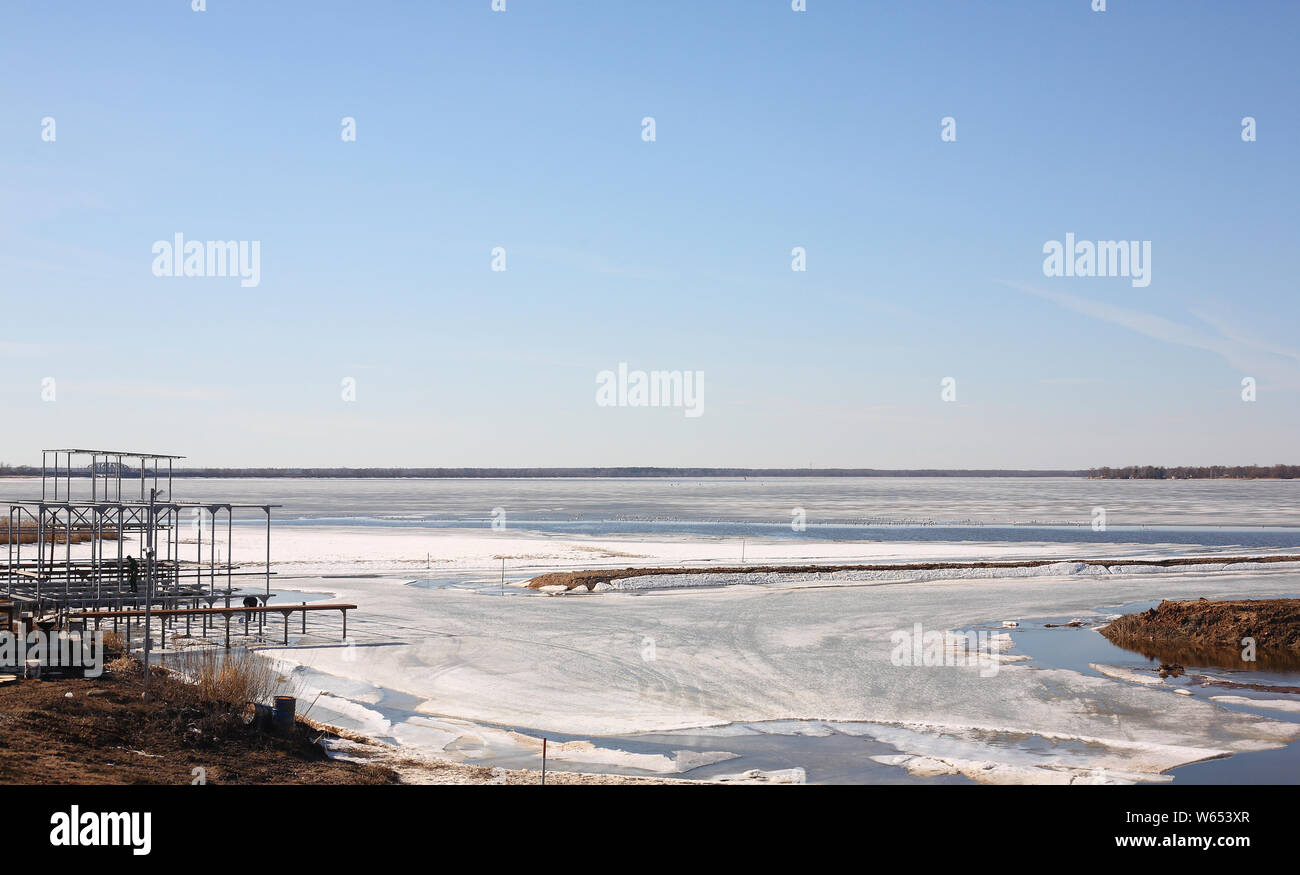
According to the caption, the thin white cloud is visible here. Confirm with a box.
[1007,281,1300,387]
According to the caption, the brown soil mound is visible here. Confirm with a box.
[1100,598,1300,653]
[0,663,397,785]
[528,554,1300,590]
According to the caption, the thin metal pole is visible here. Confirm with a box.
[35,505,43,604]
[16,507,23,594]
[92,509,100,601]
[197,505,204,601]
[143,490,155,697]
[208,508,215,601]
[64,508,71,601]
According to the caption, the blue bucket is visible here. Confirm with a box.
[272,696,296,733]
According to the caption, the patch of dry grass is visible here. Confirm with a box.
[0,525,118,545]
[169,648,285,708]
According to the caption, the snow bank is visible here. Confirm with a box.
[1210,696,1300,714]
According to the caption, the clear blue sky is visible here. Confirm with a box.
[2,1,1297,468]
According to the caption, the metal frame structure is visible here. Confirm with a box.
[41,448,183,503]
[3,449,278,623]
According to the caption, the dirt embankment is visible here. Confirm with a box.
[528,554,1300,590]
[0,662,396,785]
[0,651,703,785]
[1101,598,1300,654]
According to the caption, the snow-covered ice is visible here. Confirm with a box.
[257,530,1300,784]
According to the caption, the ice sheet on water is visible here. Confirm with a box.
[1091,664,1166,686]
[713,768,806,784]
[502,733,737,773]
[1210,696,1300,713]
[264,557,1300,782]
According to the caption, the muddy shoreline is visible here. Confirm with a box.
[1100,598,1300,671]
[0,655,704,785]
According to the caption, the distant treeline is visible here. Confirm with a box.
[2,464,1292,479]
[0,465,1087,479]
[1089,465,1299,480]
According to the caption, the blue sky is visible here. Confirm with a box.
[2,1,1297,468]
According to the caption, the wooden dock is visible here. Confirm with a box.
[68,603,357,649]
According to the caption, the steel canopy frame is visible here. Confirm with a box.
[42,448,185,503]
[4,449,277,619]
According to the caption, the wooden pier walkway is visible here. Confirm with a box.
[68,603,357,648]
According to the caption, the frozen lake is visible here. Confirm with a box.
[266,564,1300,784]
[28,475,1297,783]
[7,475,1299,530]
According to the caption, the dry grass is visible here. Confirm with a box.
[168,648,286,708]
[106,654,137,676]
[101,629,125,653]
[0,525,119,545]
[0,667,397,784]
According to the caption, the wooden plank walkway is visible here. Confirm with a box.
[68,603,357,648]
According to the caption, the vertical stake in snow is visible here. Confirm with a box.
[541,737,547,786]
[500,558,505,594]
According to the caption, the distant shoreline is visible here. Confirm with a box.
[0,467,1087,479]
[0,466,1294,480]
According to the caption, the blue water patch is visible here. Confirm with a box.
[406,576,523,596]
[984,603,1300,784]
